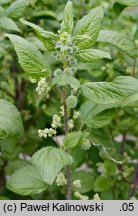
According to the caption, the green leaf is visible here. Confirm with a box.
[20,18,58,51]
[113,2,126,16]
[0,99,24,139]
[64,131,83,149]
[0,0,12,5]
[1,138,22,160]
[104,161,117,176]
[32,147,72,185]
[82,76,138,105]
[98,30,137,59]
[72,35,94,50]
[94,176,112,192]
[5,0,31,19]
[72,171,94,193]
[61,1,74,34]
[90,127,122,163]
[122,93,138,107]
[6,34,51,78]
[116,0,138,6]
[52,74,80,91]
[80,101,113,128]
[6,165,47,196]
[73,6,104,46]
[0,16,20,31]
[6,159,30,176]
[64,131,90,150]
[75,49,111,63]
[32,10,56,19]
[0,6,5,16]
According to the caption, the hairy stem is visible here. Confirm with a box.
[63,86,71,200]
[63,87,69,135]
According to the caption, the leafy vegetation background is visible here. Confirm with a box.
[0,0,138,200]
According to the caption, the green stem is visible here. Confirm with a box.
[63,86,71,200]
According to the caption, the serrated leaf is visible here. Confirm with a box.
[76,49,111,63]
[82,76,138,106]
[72,35,93,50]
[64,131,89,150]
[80,101,113,128]
[0,99,24,139]
[90,127,122,163]
[67,76,81,91]
[6,165,47,196]
[0,16,20,31]
[20,18,58,51]
[52,74,80,91]
[61,1,74,34]
[64,131,83,149]
[6,34,51,78]
[122,93,138,107]
[98,30,137,58]
[72,171,94,193]
[5,0,31,19]
[73,6,104,46]
[32,147,72,185]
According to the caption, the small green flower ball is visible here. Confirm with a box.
[56,55,61,60]
[71,67,77,73]
[56,41,63,47]
[64,68,72,76]
[67,41,73,46]
[65,55,70,60]
[73,46,79,53]
[52,51,58,58]
[67,95,78,108]
[69,58,78,66]
[67,47,73,54]
[54,68,62,77]
[56,46,61,52]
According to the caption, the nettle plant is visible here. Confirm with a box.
[1,1,137,199]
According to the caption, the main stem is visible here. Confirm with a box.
[63,86,71,200]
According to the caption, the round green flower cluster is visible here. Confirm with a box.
[36,78,51,95]
[74,191,89,200]
[73,111,80,119]
[56,172,67,186]
[38,128,57,138]
[52,31,79,74]
[51,114,62,129]
[73,179,82,188]
[67,95,78,108]
[93,193,101,200]
[68,119,74,129]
